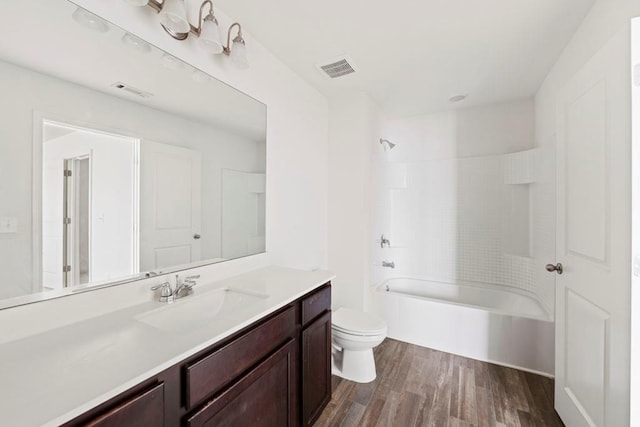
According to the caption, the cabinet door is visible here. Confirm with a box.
[186,339,299,427]
[302,310,331,425]
[84,383,164,427]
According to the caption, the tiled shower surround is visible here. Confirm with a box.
[372,100,556,315]
[375,154,536,293]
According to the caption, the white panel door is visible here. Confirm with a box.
[140,141,202,271]
[554,28,631,427]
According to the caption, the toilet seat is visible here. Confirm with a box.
[332,307,387,337]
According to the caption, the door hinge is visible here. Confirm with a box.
[63,265,71,273]
[64,169,72,177]
[63,217,71,225]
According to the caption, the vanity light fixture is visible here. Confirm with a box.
[122,0,247,67]
[223,23,248,69]
[158,0,191,36]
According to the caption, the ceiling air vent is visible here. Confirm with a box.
[111,82,153,98]
[317,56,357,79]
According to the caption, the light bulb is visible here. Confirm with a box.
[159,0,190,35]
[230,40,249,69]
[199,17,223,54]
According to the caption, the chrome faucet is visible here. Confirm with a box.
[150,282,174,303]
[150,274,200,303]
[382,261,395,269]
[174,274,200,298]
[380,234,391,248]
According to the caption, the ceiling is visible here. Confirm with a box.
[217,0,596,117]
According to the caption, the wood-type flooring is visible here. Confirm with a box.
[314,338,563,427]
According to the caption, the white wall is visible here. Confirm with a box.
[373,99,546,303]
[381,99,534,160]
[327,92,380,311]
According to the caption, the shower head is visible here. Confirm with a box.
[379,138,396,151]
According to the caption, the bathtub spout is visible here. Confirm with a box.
[382,261,395,269]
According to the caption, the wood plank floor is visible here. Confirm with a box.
[314,339,564,427]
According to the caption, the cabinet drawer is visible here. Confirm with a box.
[301,284,331,326]
[185,305,296,408]
[86,383,164,427]
[186,339,298,427]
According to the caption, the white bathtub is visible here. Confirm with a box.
[373,278,555,376]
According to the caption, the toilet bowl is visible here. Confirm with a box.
[331,307,387,383]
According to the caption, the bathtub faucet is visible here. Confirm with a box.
[380,234,390,248]
[382,261,395,269]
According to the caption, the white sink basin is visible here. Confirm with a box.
[135,288,269,333]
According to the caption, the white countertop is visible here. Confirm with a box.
[0,266,334,426]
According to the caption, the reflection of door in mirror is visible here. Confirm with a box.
[140,141,202,271]
[41,121,139,290]
[63,156,91,287]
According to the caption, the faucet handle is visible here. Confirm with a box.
[150,282,174,302]
[151,282,171,293]
[184,275,200,288]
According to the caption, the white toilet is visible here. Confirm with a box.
[331,307,387,383]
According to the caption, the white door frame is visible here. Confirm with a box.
[630,16,640,427]
[33,112,140,291]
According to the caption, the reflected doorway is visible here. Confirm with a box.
[41,120,139,290]
[63,156,91,286]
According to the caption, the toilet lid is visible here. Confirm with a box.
[332,307,387,335]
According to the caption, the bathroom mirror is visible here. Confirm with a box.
[0,1,266,307]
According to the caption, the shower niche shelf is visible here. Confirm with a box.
[502,148,537,258]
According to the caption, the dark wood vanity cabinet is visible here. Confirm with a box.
[186,339,299,427]
[301,310,332,426]
[82,383,165,427]
[301,285,332,426]
[65,283,331,427]
[184,305,298,410]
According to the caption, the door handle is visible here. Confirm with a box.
[545,263,563,275]
[193,234,201,240]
